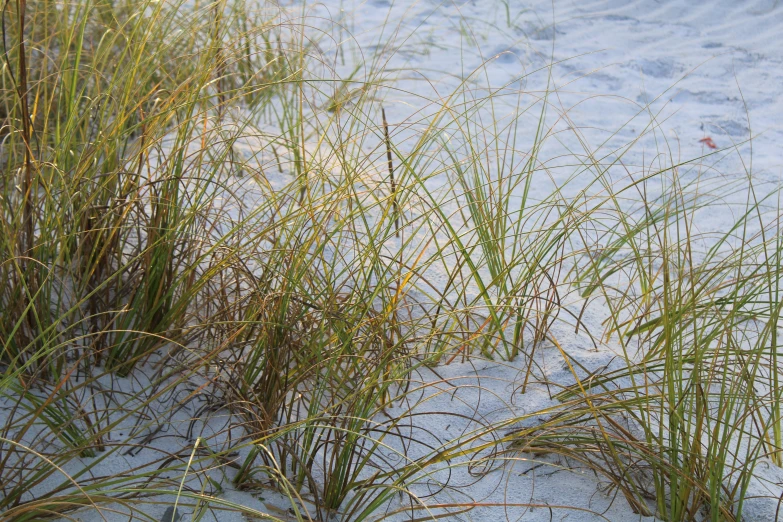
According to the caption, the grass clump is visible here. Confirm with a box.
[1,0,781,521]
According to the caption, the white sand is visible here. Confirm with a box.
[13,0,783,520]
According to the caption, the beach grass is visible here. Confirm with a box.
[0,0,781,520]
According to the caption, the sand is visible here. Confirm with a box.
[10,0,783,520]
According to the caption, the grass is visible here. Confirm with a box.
[0,0,781,520]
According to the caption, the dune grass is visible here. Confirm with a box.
[1,0,781,520]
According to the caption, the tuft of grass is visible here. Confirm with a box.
[507,128,783,520]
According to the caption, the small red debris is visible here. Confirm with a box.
[698,137,718,149]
